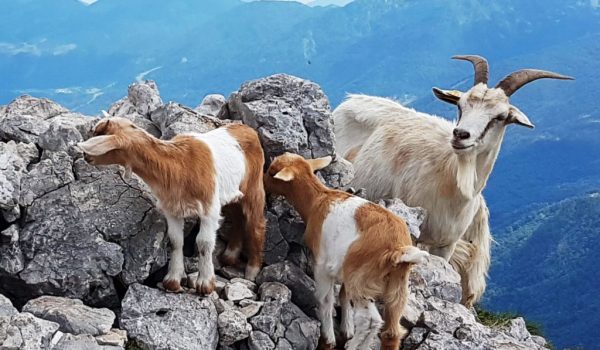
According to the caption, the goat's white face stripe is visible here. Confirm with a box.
[319,196,367,277]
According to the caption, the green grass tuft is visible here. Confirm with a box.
[475,306,555,349]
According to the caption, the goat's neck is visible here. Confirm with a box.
[285,178,329,224]
[127,139,180,191]
[453,134,504,199]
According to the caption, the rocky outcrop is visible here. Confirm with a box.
[120,283,218,350]
[0,293,125,349]
[0,75,548,350]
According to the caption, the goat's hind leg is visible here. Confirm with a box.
[339,284,355,343]
[220,204,244,268]
[315,267,336,350]
[345,299,382,350]
[162,213,186,292]
[240,188,266,281]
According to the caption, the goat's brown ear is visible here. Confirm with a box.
[432,87,461,105]
[273,167,295,182]
[77,135,120,156]
[507,105,534,128]
[306,156,332,172]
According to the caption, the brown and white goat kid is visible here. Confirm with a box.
[264,153,428,350]
[77,117,266,294]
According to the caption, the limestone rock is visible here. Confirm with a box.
[259,282,292,304]
[120,283,218,350]
[223,74,334,160]
[22,296,115,336]
[224,281,257,302]
[151,102,229,140]
[218,309,252,346]
[196,94,227,116]
[256,261,317,316]
[377,198,427,239]
[0,312,60,350]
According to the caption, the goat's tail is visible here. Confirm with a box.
[450,195,492,307]
[333,94,402,161]
[384,245,429,267]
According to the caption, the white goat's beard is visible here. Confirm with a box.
[456,155,477,199]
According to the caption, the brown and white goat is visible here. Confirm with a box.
[264,153,428,350]
[77,117,266,294]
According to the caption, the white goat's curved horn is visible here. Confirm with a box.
[452,55,489,86]
[496,69,574,97]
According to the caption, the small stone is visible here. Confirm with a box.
[224,281,257,302]
[230,278,258,292]
[218,309,252,346]
[0,293,18,317]
[238,300,263,318]
[259,282,292,304]
[95,328,127,347]
[248,330,275,350]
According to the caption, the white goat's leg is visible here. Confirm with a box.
[451,196,492,307]
[363,301,384,350]
[339,284,355,341]
[429,241,457,261]
[314,267,336,349]
[194,208,220,295]
[163,213,186,292]
[345,299,371,350]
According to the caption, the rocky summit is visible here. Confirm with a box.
[0,75,547,349]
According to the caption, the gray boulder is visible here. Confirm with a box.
[0,293,17,317]
[0,140,38,212]
[196,94,227,116]
[377,198,426,239]
[151,102,230,140]
[0,95,69,144]
[22,296,115,336]
[120,283,218,350]
[107,81,163,137]
[0,96,171,307]
[256,261,317,316]
[221,74,334,160]
[0,312,60,350]
[218,309,253,346]
[53,333,122,350]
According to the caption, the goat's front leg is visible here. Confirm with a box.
[194,211,220,295]
[428,241,457,261]
[163,213,186,292]
[315,267,336,350]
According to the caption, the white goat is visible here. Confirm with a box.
[333,55,572,306]
[77,117,266,294]
[264,152,428,350]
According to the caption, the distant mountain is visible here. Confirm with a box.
[307,0,354,6]
[486,192,600,350]
[1,1,599,348]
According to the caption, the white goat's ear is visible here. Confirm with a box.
[508,106,534,129]
[432,87,461,105]
[77,135,120,156]
[273,167,295,182]
[306,156,332,172]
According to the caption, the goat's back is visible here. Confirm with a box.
[333,94,422,160]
